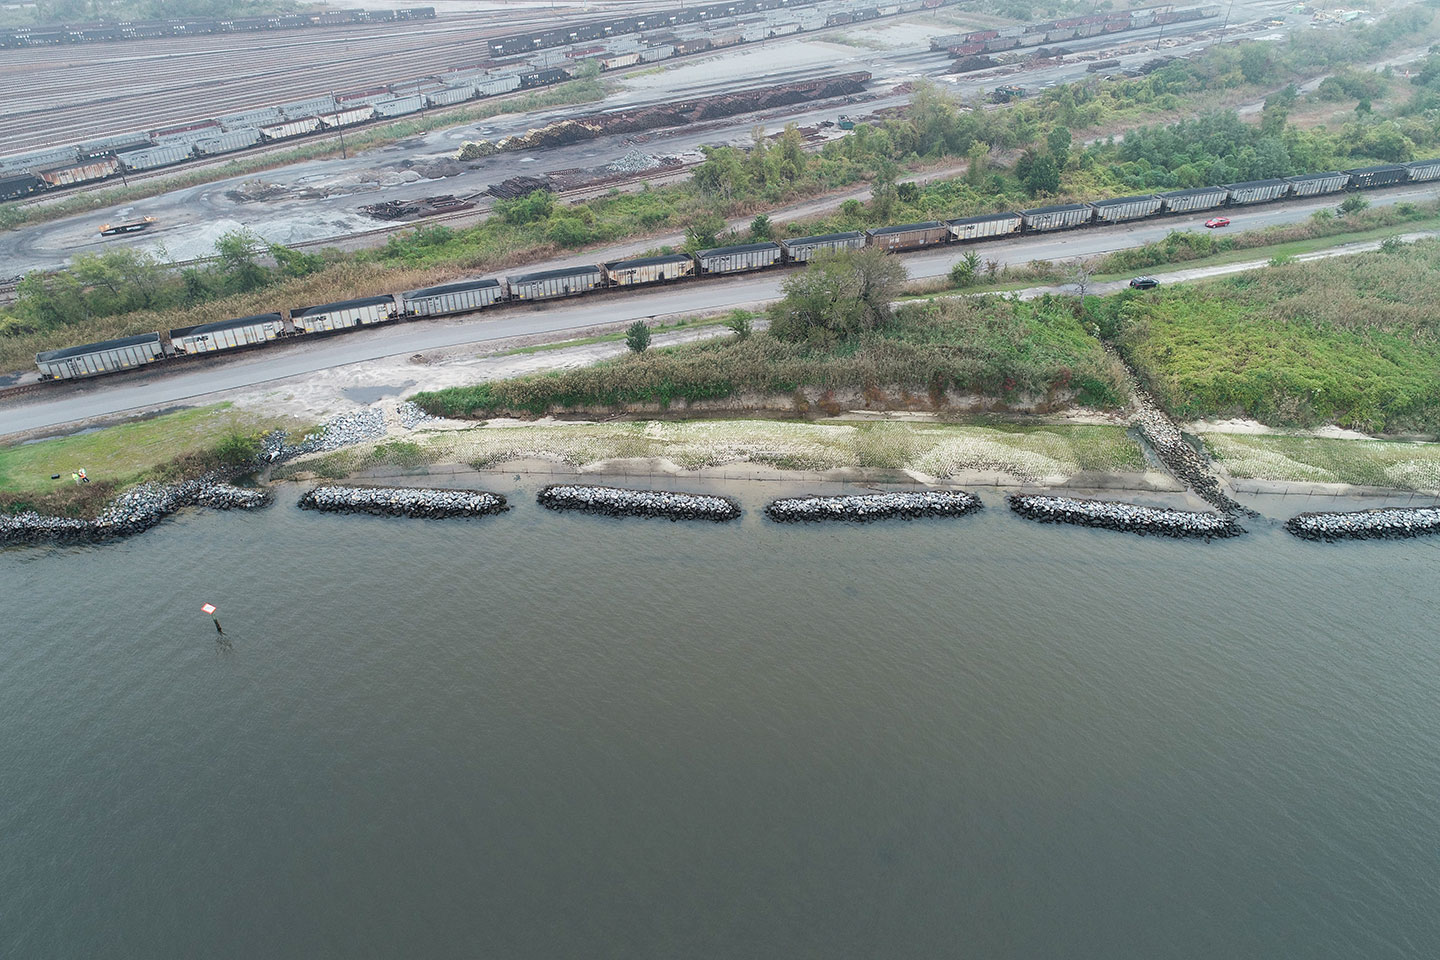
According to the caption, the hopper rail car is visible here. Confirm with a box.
[26,160,1440,383]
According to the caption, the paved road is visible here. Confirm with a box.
[6,179,1436,439]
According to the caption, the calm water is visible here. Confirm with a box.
[3,480,1439,959]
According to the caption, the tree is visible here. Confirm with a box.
[776,123,807,183]
[949,251,982,289]
[694,146,750,201]
[214,230,268,293]
[684,213,725,252]
[1024,154,1060,196]
[625,320,651,353]
[1067,263,1095,313]
[1338,194,1369,215]
[268,243,324,279]
[869,161,899,220]
[749,214,772,240]
[1046,125,1072,169]
[495,189,553,225]
[767,247,908,344]
[723,309,753,340]
[965,140,990,184]
[545,216,592,247]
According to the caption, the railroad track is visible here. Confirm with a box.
[0,381,46,400]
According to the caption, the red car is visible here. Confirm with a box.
[1205,216,1231,228]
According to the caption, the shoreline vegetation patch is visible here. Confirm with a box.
[1103,239,1440,434]
[1204,433,1440,490]
[281,419,1147,483]
[413,296,1128,419]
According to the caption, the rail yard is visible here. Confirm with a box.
[0,0,1288,280]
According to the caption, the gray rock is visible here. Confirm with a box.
[765,490,981,523]
[537,485,740,522]
[1008,494,1242,539]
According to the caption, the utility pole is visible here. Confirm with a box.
[1221,0,1235,38]
[332,91,347,160]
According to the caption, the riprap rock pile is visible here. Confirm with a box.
[1,478,271,545]
[1008,494,1242,539]
[298,485,507,518]
[765,490,982,523]
[262,408,390,463]
[1286,506,1440,541]
[537,485,740,522]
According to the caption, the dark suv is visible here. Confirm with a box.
[1129,276,1160,290]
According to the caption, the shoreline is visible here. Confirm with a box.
[5,459,1440,549]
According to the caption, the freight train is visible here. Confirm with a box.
[0,68,569,203]
[2,0,948,201]
[30,158,1440,382]
[0,8,434,48]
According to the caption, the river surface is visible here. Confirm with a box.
[3,480,1439,959]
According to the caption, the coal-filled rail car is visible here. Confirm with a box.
[1021,203,1093,232]
[865,222,949,252]
[1284,171,1349,197]
[695,242,783,274]
[400,279,504,317]
[0,173,44,202]
[780,231,866,262]
[169,314,285,354]
[1346,164,1407,189]
[1157,186,1228,213]
[509,265,604,301]
[602,254,695,286]
[290,295,397,333]
[1405,158,1440,182]
[1089,195,1162,224]
[1225,178,1290,205]
[946,212,1022,241]
[36,332,165,380]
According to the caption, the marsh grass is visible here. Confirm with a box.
[1205,433,1440,489]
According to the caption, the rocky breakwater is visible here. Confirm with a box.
[1008,494,1242,540]
[298,485,507,519]
[537,485,740,522]
[765,490,982,523]
[1105,344,1248,516]
[0,478,270,546]
[1286,506,1440,541]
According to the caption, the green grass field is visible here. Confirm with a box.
[1109,239,1440,433]
[0,404,307,495]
